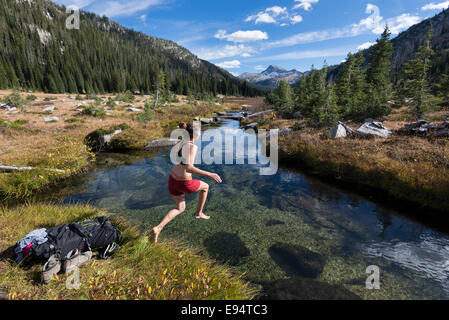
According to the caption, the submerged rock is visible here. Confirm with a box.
[125,187,172,210]
[356,121,392,138]
[261,278,361,300]
[268,242,325,278]
[204,232,250,266]
[266,220,285,227]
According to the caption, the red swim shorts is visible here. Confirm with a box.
[168,175,201,196]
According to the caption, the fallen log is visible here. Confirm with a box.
[0,166,66,173]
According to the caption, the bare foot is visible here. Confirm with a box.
[195,213,210,220]
[149,227,161,243]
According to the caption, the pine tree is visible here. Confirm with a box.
[154,70,165,108]
[336,54,355,107]
[267,80,294,117]
[367,26,393,104]
[435,73,449,103]
[403,25,435,117]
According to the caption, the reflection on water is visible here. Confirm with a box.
[361,236,449,292]
[60,119,449,300]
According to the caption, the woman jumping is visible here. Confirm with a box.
[150,122,222,243]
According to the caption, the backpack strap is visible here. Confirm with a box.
[101,242,120,260]
[68,223,92,252]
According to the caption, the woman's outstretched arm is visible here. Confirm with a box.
[186,145,222,183]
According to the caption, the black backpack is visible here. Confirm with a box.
[22,216,121,264]
[76,216,121,257]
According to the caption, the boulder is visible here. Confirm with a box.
[44,116,59,122]
[356,121,392,138]
[279,128,293,137]
[204,232,250,266]
[268,243,326,279]
[244,122,258,130]
[200,118,215,125]
[145,138,180,149]
[245,109,274,120]
[103,129,123,145]
[43,106,55,112]
[0,104,15,112]
[126,106,143,112]
[326,121,354,139]
[84,127,124,152]
[293,111,304,119]
[401,120,449,137]
[435,129,449,137]
[125,186,172,210]
[266,220,285,227]
[1,104,18,113]
[261,278,361,300]
[241,104,255,112]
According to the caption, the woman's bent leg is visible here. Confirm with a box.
[195,181,210,220]
[150,195,186,243]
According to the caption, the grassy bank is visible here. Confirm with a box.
[0,204,258,300]
[279,130,449,212]
[240,102,449,212]
[0,90,235,200]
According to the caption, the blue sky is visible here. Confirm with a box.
[54,0,449,75]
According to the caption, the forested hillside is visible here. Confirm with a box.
[0,0,262,96]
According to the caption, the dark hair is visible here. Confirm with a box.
[179,122,194,139]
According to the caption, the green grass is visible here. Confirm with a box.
[0,204,258,300]
[0,136,94,199]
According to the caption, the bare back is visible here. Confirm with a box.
[171,141,197,179]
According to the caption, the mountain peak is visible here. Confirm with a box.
[239,64,303,88]
[262,65,288,75]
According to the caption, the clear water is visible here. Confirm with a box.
[59,119,449,300]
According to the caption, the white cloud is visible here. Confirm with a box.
[246,5,301,26]
[215,60,241,69]
[293,0,319,11]
[139,14,147,22]
[290,15,303,24]
[266,6,288,17]
[195,44,255,60]
[385,14,421,34]
[268,4,421,48]
[254,65,266,71]
[215,30,269,43]
[249,12,277,24]
[357,42,375,50]
[422,1,449,11]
